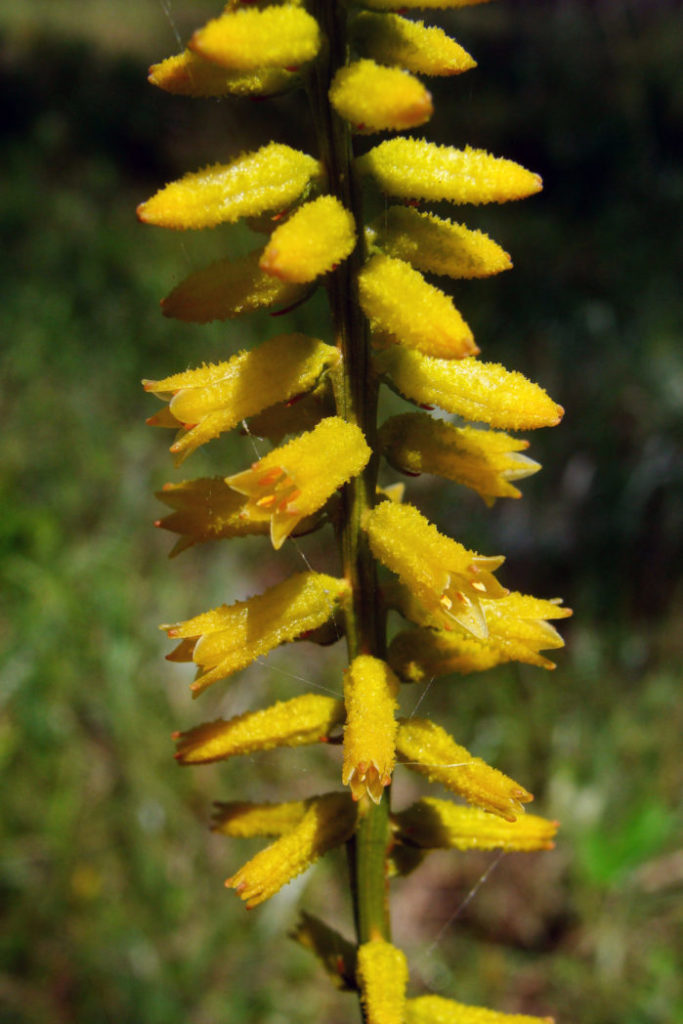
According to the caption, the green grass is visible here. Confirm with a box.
[1,4,681,1022]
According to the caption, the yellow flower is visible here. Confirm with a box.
[329,60,433,133]
[365,501,506,638]
[350,12,476,77]
[148,49,296,97]
[260,195,357,283]
[163,571,348,696]
[227,792,357,908]
[190,6,321,72]
[137,143,320,231]
[376,347,564,431]
[395,718,533,821]
[174,694,346,765]
[388,628,506,682]
[359,254,478,360]
[368,206,512,279]
[357,139,542,205]
[406,995,553,1024]
[143,333,339,463]
[161,249,305,324]
[155,478,271,556]
[342,656,399,803]
[379,414,540,504]
[356,939,408,1024]
[393,797,558,852]
[227,417,371,549]
[211,799,310,838]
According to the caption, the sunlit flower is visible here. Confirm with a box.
[406,995,553,1024]
[329,59,433,133]
[366,500,506,638]
[148,49,296,97]
[211,799,311,839]
[350,12,476,77]
[356,939,408,1024]
[190,6,321,72]
[227,417,371,549]
[342,656,399,803]
[393,797,558,852]
[227,792,357,908]
[260,195,357,283]
[395,717,533,821]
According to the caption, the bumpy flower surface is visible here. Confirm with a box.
[366,500,506,638]
[357,139,542,205]
[351,12,476,77]
[369,206,511,279]
[138,143,320,230]
[227,417,371,549]
[342,656,399,803]
[174,694,345,765]
[406,996,553,1024]
[163,571,348,695]
[356,939,408,1024]
[212,799,310,838]
[161,250,304,323]
[227,792,357,908]
[148,49,296,97]
[378,348,564,430]
[393,798,558,852]
[143,333,339,462]
[260,195,357,283]
[190,6,321,71]
[395,718,532,820]
[329,60,433,132]
[155,479,271,555]
[359,254,477,359]
[379,414,540,503]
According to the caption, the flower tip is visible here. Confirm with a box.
[136,201,151,223]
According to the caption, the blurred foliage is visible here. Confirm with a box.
[0,2,681,1023]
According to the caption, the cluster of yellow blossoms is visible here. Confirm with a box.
[140,2,569,1021]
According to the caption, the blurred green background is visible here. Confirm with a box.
[1,1,681,1022]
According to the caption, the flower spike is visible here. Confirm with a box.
[227,417,371,549]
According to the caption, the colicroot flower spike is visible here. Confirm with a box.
[141,3,569,1021]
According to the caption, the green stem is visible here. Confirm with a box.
[309,1,391,952]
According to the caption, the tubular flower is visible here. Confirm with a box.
[366,500,507,639]
[356,939,409,1024]
[173,694,345,765]
[163,571,348,696]
[161,249,305,324]
[137,143,320,230]
[350,13,476,77]
[379,414,540,503]
[368,206,512,280]
[260,195,357,283]
[155,479,271,556]
[227,417,371,549]
[406,997,553,1024]
[329,60,433,133]
[377,347,564,431]
[357,138,542,205]
[226,792,357,908]
[393,798,558,852]
[395,718,533,821]
[342,656,399,803]
[148,49,296,98]
[211,799,310,838]
[190,6,321,72]
[143,333,339,463]
[359,254,477,359]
